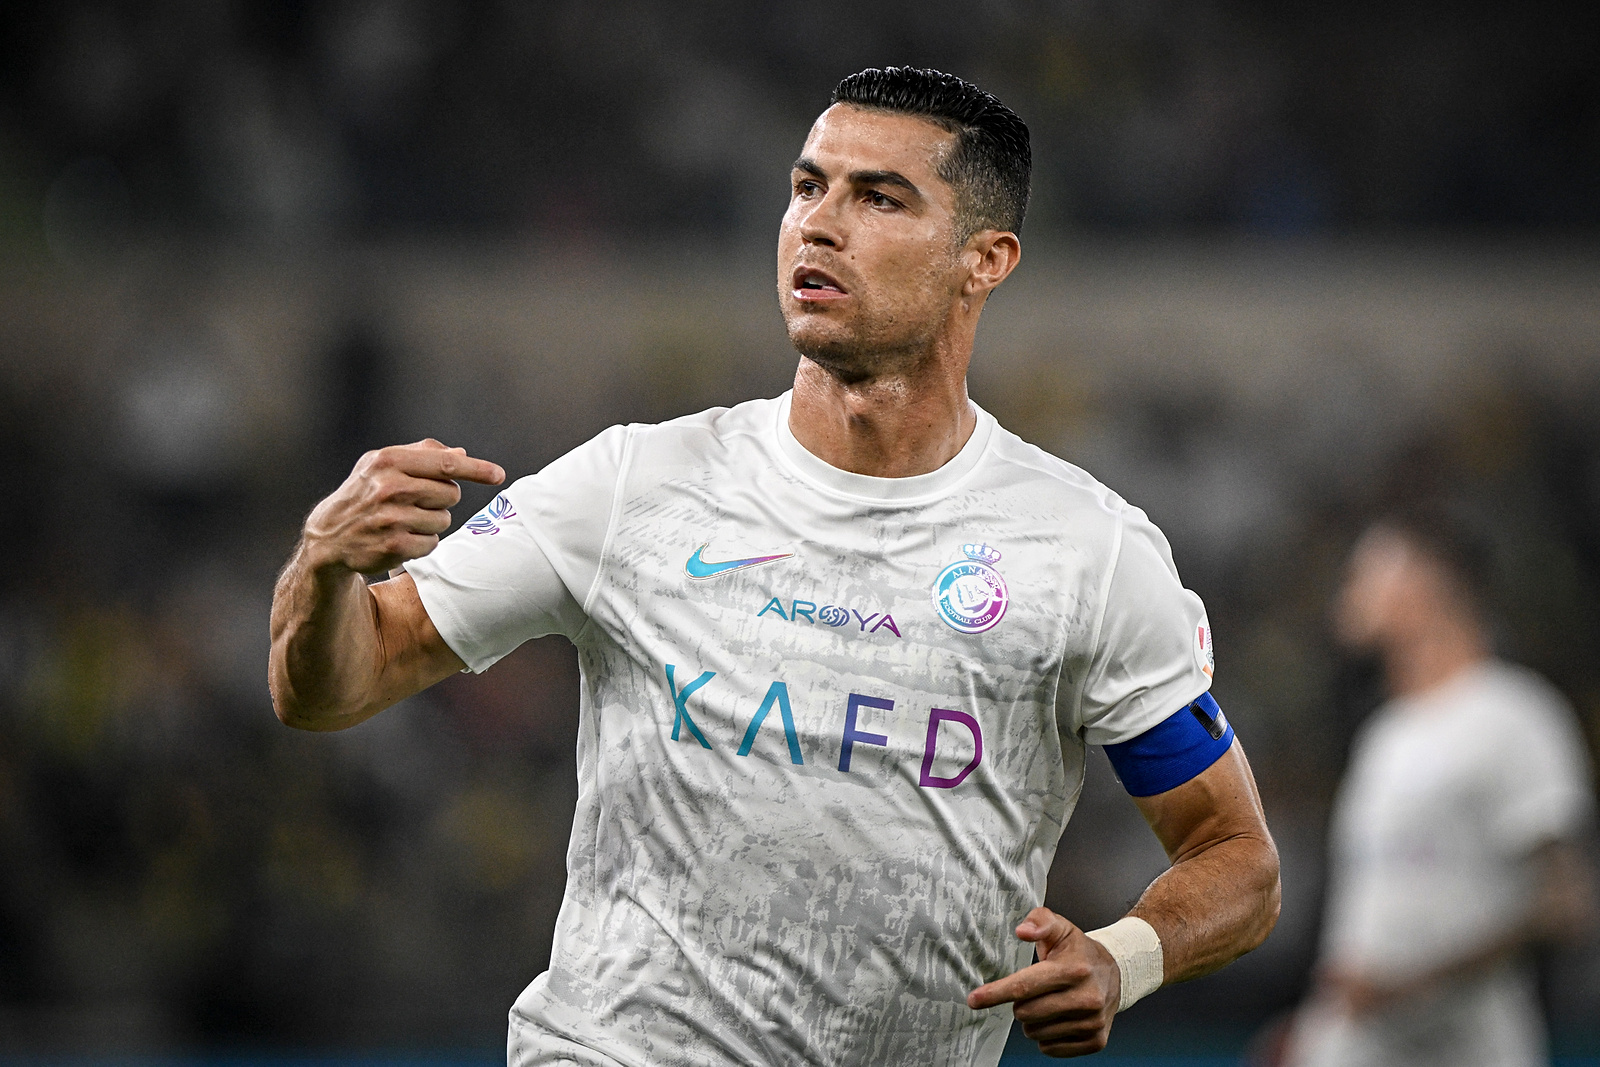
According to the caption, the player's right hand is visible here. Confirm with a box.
[300,439,505,575]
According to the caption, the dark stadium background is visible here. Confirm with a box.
[1,2,1598,1064]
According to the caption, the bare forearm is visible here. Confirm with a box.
[1131,832,1281,983]
[1330,838,1598,1010]
[1129,743,1281,985]
[969,743,1278,1057]
[268,441,500,730]
[269,542,385,729]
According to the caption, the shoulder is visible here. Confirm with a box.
[981,421,1139,537]
[510,398,777,493]
[502,420,634,501]
[981,422,1192,599]
[1474,658,1570,705]
[621,396,780,473]
[636,395,779,441]
[1463,662,1596,840]
[1344,703,1408,767]
[1464,661,1584,743]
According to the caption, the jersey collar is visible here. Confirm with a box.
[772,390,997,505]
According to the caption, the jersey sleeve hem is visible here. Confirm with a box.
[404,558,502,674]
[1491,783,1596,855]
[1086,679,1214,747]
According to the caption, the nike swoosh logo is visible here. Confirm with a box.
[685,543,794,580]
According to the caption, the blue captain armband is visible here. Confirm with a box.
[1103,692,1234,797]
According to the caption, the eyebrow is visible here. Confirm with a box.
[791,157,924,199]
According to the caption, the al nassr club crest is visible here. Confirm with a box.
[931,543,1008,634]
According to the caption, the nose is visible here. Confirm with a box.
[795,189,844,249]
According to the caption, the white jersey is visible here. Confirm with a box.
[406,393,1211,1067]
[1291,660,1595,1067]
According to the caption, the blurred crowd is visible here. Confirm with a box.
[2,0,1599,1057]
[3,0,1598,247]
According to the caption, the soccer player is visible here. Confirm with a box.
[1284,507,1597,1067]
[269,68,1280,1065]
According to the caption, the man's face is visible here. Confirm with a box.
[777,105,969,378]
[1334,528,1448,650]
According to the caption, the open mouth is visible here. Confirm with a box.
[791,266,848,300]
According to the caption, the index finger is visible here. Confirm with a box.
[967,958,1082,1010]
[394,446,505,486]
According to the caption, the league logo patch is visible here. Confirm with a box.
[1196,620,1214,678]
[466,494,516,535]
[931,543,1008,635]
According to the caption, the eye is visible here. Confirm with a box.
[866,190,900,209]
[795,179,821,197]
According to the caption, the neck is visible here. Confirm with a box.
[1384,618,1490,699]
[788,348,976,478]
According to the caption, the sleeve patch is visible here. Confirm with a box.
[1103,692,1234,797]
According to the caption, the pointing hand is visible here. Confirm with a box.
[301,440,506,575]
[967,907,1121,1058]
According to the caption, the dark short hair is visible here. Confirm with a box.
[830,67,1031,239]
[1371,500,1495,615]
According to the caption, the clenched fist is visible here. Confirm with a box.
[301,439,505,575]
[967,907,1122,1058]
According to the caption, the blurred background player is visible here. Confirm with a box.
[1283,505,1598,1067]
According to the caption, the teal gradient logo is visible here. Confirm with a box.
[756,596,901,637]
[685,543,794,580]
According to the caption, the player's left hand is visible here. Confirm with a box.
[1317,965,1386,1016]
[967,906,1121,1057]
[1318,963,1421,1018]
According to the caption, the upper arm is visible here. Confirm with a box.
[369,572,468,712]
[1531,838,1599,939]
[1485,691,1596,857]
[1076,504,1212,746]
[1070,502,1259,856]
[276,571,465,733]
[1132,740,1274,866]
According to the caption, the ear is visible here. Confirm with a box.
[961,230,1022,300]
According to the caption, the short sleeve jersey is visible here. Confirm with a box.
[1300,660,1596,1067]
[406,393,1212,1067]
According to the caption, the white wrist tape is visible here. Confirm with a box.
[1085,917,1164,1012]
